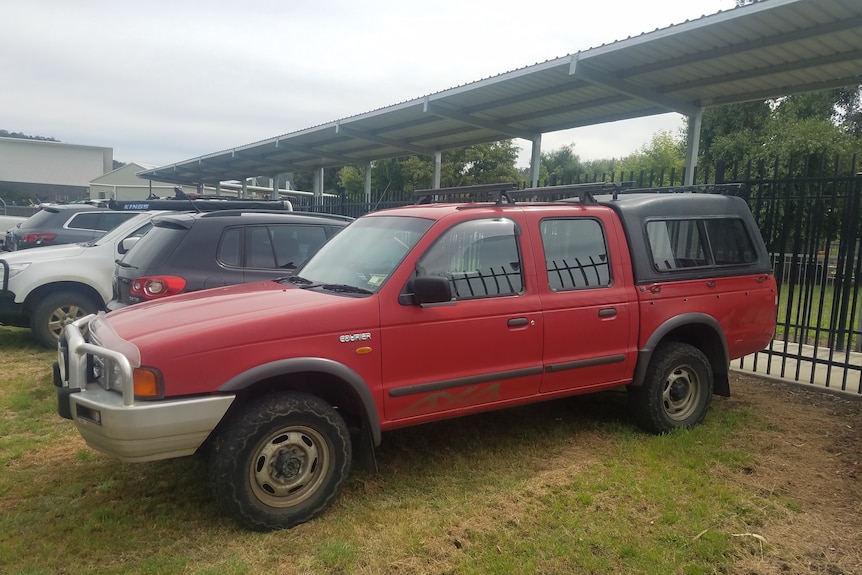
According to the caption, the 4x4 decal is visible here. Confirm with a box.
[396,383,501,418]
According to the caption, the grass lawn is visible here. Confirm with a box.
[1,325,858,574]
[776,282,860,349]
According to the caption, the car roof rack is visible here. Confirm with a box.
[509,181,635,203]
[414,181,633,206]
[107,198,294,212]
[414,183,519,205]
[192,209,354,221]
[413,181,745,205]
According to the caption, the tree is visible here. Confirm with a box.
[619,130,686,183]
[698,88,862,174]
[540,144,583,185]
[698,101,771,166]
[333,140,521,203]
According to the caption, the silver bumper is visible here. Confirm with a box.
[57,315,235,463]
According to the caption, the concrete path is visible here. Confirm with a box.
[733,340,861,397]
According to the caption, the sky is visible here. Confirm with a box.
[3,0,738,170]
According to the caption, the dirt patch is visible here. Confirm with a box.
[719,374,862,575]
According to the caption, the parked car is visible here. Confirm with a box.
[0,213,156,346]
[3,197,295,252]
[0,201,300,347]
[56,182,777,530]
[3,204,139,251]
[0,214,29,250]
[108,210,352,310]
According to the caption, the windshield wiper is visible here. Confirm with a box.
[115,260,137,269]
[279,276,372,294]
[282,275,314,285]
[320,283,373,295]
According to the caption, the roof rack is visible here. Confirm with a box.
[107,198,294,212]
[414,183,519,205]
[413,181,635,206]
[412,181,745,206]
[509,181,635,203]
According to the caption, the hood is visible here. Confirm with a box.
[105,280,379,356]
[0,242,88,263]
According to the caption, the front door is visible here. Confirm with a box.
[380,216,543,423]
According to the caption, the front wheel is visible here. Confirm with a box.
[209,392,352,531]
[30,291,100,348]
[629,343,713,434]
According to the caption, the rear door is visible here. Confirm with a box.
[529,210,638,393]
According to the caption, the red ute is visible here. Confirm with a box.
[56,183,776,530]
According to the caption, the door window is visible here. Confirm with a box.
[540,218,610,291]
[269,225,329,269]
[217,227,242,267]
[246,226,276,268]
[416,218,523,299]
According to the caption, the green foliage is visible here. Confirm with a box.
[699,101,771,165]
[334,140,522,202]
[619,130,686,180]
[699,87,862,172]
[538,145,630,185]
[540,143,584,184]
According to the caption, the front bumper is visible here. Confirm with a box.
[0,290,25,326]
[0,259,25,326]
[55,315,235,463]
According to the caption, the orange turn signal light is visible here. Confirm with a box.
[133,368,163,399]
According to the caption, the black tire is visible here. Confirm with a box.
[30,291,100,348]
[209,392,352,531]
[629,342,713,434]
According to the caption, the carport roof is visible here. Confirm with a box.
[139,0,862,187]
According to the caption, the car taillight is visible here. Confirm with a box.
[20,233,57,246]
[130,276,187,300]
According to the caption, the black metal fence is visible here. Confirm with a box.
[293,156,862,394]
[733,158,862,394]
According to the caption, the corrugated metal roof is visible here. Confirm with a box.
[140,0,862,186]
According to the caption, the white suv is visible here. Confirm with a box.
[0,212,157,347]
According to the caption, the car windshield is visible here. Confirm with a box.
[295,215,433,294]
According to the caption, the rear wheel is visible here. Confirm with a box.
[30,291,100,348]
[629,342,713,433]
[209,392,352,531]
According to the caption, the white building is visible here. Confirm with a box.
[0,137,113,202]
[89,163,197,201]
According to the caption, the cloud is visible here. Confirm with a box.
[4,0,735,167]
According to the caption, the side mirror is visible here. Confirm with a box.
[413,275,452,305]
[118,236,140,255]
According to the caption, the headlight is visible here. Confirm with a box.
[6,262,31,278]
[94,359,162,399]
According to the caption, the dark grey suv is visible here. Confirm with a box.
[108,210,352,309]
[4,204,141,251]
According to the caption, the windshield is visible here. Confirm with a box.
[296,215,433,293]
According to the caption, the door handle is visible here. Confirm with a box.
[507,317,529,328]
[598,308,617,318]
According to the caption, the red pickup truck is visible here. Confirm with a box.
[55,183,777,531]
